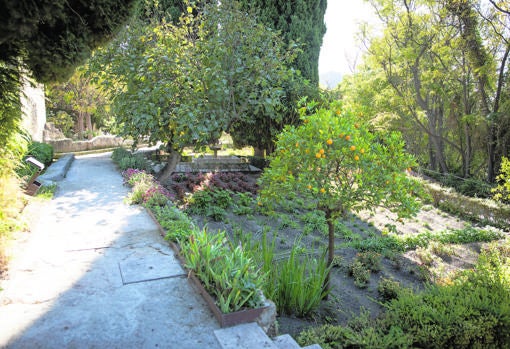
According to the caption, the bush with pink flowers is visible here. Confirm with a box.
[122,168,174,206]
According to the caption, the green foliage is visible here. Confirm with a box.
[240,231,330,317]
[151,204,195,242]
[260,101,420,220]
[238,0,327,84]
[16,141,54,179]
[46,66,111,139]
[0,63,28,237]
[421,178,510,230]
[27,142,54,166]
[112,147,131,163]
[348,260,371,289]
[111,148,151,172]
[180,229,264,313]
[348,226,504,254]
[232,192,254,216]
[493,156,510,203]
[298,312,413,349]
[301,210,328,235]
[377,278,402,302]
[35,183,58,200]
[1,0,138,83]
[274,245,330,316]
[91,0,295,156]
[46,110,74,137]
[186,188,234,221]
[355,251,382,273]
[122,168,173,206]
[423,170,494,199]
[298,241,510,349]
[260,101,421,282]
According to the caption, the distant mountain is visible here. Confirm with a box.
[319,71,343,89]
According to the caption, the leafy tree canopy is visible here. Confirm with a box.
[0,0,138,82]
[90,0,296,179]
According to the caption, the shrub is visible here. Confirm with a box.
[299,241,510,348]
[112,147,151,172]
[112,147,131,163]
[118,155,151,172]
[377,277,401,302]
[186,188,233,215]
[493,156,510,204]
[349,260,371,289]
[16,141,54,179]
[27,141,53,165]
[297,317,413,349]
[123,168,173,206]
[355,251,382,272]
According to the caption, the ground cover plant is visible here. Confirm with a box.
[297,241,510,349]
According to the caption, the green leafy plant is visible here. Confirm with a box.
[301,210,327,235]
[232,192,254,215]
[180,229,264,313]
[299,241,510,348]
[493,156,510,203]
[151,205,195,242]
[35,183,57,200]
[349,260,371,289]
[186,188,233,216]
[238,230,330,317]
[274,244,330,316]
[355,251,382,272]
[377,277,402,302]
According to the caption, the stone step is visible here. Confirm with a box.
[214,323,322,349]
[214,322,278,349]
[273,334,301,349]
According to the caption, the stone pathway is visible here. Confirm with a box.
[0,153,221,349]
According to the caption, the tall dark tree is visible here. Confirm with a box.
[238,0,327,85]
[0,0,137,234]
[0,0,138,83]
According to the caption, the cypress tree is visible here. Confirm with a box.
[238,0,327,84]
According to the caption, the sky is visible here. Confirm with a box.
[319,0,379,78]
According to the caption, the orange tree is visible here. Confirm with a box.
[259,101,421,289]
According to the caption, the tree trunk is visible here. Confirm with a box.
[254,147,264,157]
[85,112,93,140]
[157,149,181,184]
[323,208,335,298]
[488,123,497,182]
[76,111,84,139]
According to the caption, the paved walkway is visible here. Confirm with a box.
[0,153,221,349]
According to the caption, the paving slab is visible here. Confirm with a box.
[119,253,185,285]
[0,152,221,349]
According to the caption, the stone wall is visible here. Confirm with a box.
[20,76,46,142]
[47,135,132,154]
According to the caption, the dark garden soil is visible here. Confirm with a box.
[163,172,508,339]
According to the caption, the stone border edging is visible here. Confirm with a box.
[39,154,75,184]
